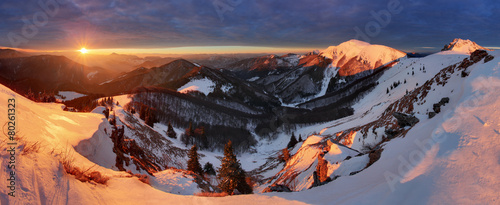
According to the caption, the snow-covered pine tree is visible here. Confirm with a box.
[187,145,203,176]
[217,140,252,194]
[167,122,177,139]
[287,132,298,148]
[203,162,216,176]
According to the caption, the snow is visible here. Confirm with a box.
[221,84,233,93]
[87,71,98,80]
[178,77,216,95]
[1,48,499,205]
[0,84,304,204]
[55,91,86,101]
[321,39,406,74]
[442,38,493,54]
[266,50,500,204]
[99,79,113,85]
[152,169,202,195]
[248,76,260,82]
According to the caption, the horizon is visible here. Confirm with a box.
[1,0,498,55]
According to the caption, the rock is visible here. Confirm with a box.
[311,171,321,188]
[263,184,292,193]
[428,112,436,119]
[349,170,362,176]
[439,97,450,104]
[385,129,399,139]
[484,55,495,63]
[392,112,420,127]
[461,70,469,78]
[433,97,449,113]
[433,103,441,113]
[470,50,488,63]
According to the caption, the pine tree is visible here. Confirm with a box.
[184,121,195,145]
[203,162,216,176]
[217,140,252,195]
[298,134,303,142]
[287,132,298,149]
[187,145,203,176]
[103,107,110,119]
[181,134,189,146]
[386,88,389,94]
[199,127,208,149]
[167,122,177,139]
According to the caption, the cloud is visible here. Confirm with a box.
[0,0,498,52]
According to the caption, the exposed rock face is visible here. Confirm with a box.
[392,112,420,127]
[428,112,437,119]
[433,97,450,113]
[262,184,292,193]
[484,55,495,63]
[310,171,321,188]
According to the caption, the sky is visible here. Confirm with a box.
[0,0,498,54]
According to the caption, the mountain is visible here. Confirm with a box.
[1,47,498,204]
[65,53,148,74]
[257,49,498,201]
[190,55,249,69]
[228,54,301,72]
[321,39,406,76]
[0,48,28,58]
[99,59,280,110]
[1,39,499,204]
[98,59,199,95]
[441,38,493,54]
[235,40,406,106]
[134,57,179,69]
[0,55,113,95]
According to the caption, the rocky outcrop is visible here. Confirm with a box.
[392,112,419,127]
[433,97,450,114]
[262,184,292,193]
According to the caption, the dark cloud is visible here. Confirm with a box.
[0,0,498,52]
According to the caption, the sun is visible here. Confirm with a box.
[79,48,88,54]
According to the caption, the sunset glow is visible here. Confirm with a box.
[79,48,88,54]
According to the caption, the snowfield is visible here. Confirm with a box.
[55,91,87,101]
[178,77,216,95]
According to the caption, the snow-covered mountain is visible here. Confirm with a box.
[227,40,406,105]
[1,39,499,204]
[321,39,406,76]
[255,48,499,202]
[441,38,493,54]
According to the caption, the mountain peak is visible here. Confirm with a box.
[321,40,406,76]
[441,38,492,54]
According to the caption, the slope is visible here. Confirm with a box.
[270,49,500,204]
[0,83,304,204]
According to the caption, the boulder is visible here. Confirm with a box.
[263,184,292,193]
[439,97,450,104]
[484,55,495,63]
[433,103,441,113]
[428,112,437,119]
[392,112,420,127]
